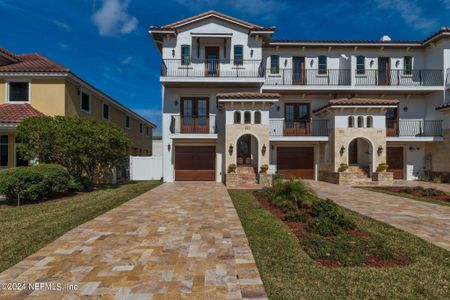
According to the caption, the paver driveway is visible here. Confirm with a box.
[0,183,266,299]
[307,180,450,250]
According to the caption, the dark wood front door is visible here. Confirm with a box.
[292,57,305,85]
[277,147,314,179]
[386,107,399,136]
[349,139,358,165]
[237,135,251,165]
[387,147,404,179]
[378,57,390,85]
[175,146,215,181]
[205,47,220,77]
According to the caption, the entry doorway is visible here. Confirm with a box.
[237,134,252,165]
[348,138,371,168]
[205,47,220,77]
[378,57,390,85]
[292,57,305,85]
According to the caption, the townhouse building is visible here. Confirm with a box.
[150,11,450,185]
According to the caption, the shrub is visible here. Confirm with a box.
[0,164,70,203]
[284,210,310,223]
[260,164,269,173]
[400,187,413,194]
[432,176,442,184]
[377,163,389,172]
[422,188,446,197]
[339,163,349,171]
[311,198,355,230]
[228,163,237,173]
[307,217,343,236]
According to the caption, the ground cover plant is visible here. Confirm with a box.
[365,186,450,207]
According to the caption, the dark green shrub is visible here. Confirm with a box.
[306,218,343,236]
[422,188,446,197]
[67,176,93,192]
[400,187,413,194]
[284,210,310,223]
[311,199,355,230]
[270,195,297,214]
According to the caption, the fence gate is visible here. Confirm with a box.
[129,156,162,181]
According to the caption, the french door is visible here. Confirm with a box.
[181,98,209,133]
[284,103,310,136]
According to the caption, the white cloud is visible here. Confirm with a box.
[134,108,162,125]
[50,19,71,31]
[58,43,69,49]
[441,0,450,9]
[375,0,437,32]
[92,0,138,36]
[121,56,133,65]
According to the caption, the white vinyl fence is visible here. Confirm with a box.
[129,156,162,181]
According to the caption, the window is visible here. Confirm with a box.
[244,111,251,124]
[103,104,110,120]
[234,111,241,124]
[146,127,150,136]
[270,55,279,74]
[234,45,243,65]
[8,82,29,102]
[0,135,8,167]
[356,56,365,75]
[318,56,327,74]
[139,123,143,134]
[285,103,310,128]
[357,116,364,128]
[366,116,373,128]
[348,116,354,128]
[181,45,190,65]
[254,111,261,124]
[125,116,130,129]
[80,92,91,113]
[403,56,412,75]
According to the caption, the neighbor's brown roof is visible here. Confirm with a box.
[217,92,280,100]
[314,98,399,113]
[0,47,22,62]
[0,51,69,73]
[0,103,45,124]
[436,102,450,111]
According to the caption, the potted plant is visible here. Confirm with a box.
[228,163,237,173]
[339,163,349,172]
[377,163,389,172]
[260,164,269,173]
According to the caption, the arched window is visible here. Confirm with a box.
[357,116,364,128]
[244,111,251,124]
[234,111,241,124]
[254,111,261,124]
[366,116,373,128]
[348,116,354,128]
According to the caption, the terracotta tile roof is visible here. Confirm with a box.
[217,92,280,100]
[0,103,45,124]
[314,98,399,113]
[435,102,450,111]
[0,53,69,73]
[0,47,22,62]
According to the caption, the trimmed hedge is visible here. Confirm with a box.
[0,164,70,202]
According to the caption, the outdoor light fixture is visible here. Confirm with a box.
[261,144,267,156]
[172,49,175,57]
[340,146,345,156]
[250,49,254,58]
[377,145,383,156]
[284,59,288,67]
[310,60,314,67]
[167,144,171,152]
[271,145,274,150]
[403,106,408,112]
[276,105,280,111]
[228,144,234,155]
[370,60,374,67]
[174,100,178,106]
[396,60,400,67]
[409,146,414,152]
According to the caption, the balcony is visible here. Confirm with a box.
[161,59,264,78]
[355,69,443,86]
[170,114,216,135]
[265,69,351,86]
[270,119,328,136]
[386,119,443,137]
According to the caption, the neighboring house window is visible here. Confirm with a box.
[103,104,110,120]
[356,56,365,75]
[366,116,373,128]
[244,111,251,124]
[146,127,149,136]
[181,45,190,65]
[0,135,8,167]
[403,56,412,75]
[125,116,130,129]
[348,116,354,128]
[254,111,261,124]
[8,82,29,102]
[270,55,279,74]
[357,116,364,128]
[318,56,327,74]
[234,45,243,65]
[139,123,143,134]
[80,92,91,113]
[234,111,241,124]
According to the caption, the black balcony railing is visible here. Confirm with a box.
[270,119,328,136]
[161,59,264,78]
[386,119,442,137]
[355,69,443,86]
[265,69,351,86]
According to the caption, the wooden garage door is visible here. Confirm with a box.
[277,147,314,179]
[175,146,215,181]
[387,147,404,179]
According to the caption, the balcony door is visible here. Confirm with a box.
[181,98,209,133]
[284,103,310,136]
[292,57,305,85]
[386,107,398,136]
[205,47,220,77]
[378,57,390,85]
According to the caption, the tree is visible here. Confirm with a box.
[17,116,130,184]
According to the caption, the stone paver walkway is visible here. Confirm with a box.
[307,180,450,250]
[0,183,266,299]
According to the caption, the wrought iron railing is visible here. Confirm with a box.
[161,59,264,78]
[265,69,351,86]
[269,119,328,136]
[170,114,216,134]
[386,119,442,137]
[355,69,443,86]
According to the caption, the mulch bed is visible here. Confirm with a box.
[253,191,411,268]
[373,187,450,203]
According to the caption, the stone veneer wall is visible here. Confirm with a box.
[425,129,450,182]
[372,172,394,185]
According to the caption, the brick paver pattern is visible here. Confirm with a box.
[0,183,267,299]
[307,180,450,250]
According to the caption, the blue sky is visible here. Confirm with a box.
[1,0,449,131]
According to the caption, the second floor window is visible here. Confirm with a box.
[356,56,365,75]
[318,56,327,74]
[125,116,130,129]
[403,56,412,75]
[8,82,29,102]
[140,123,143,134]
[181,45,190,65]
[234,45,243,65]
[103,104,110,120]
[285,103,310,128]
[80,92,91,113]
[270,55,279,74]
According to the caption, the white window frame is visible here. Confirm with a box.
[80,90,92,114]
[102,103,111,121]
[125,115,130,129]
[6,80,32,104]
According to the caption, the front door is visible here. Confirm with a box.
[237,135,251,165]
[378,57,390,85]
[205,47,220,77]
[349,139,358,165]
[292,57,305,85]
[387,147,404,179]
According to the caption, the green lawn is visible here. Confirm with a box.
[229,189,450,299]
[0,181,160,272]
[362,187,450,207]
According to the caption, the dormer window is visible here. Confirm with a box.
[270,55,279,74]
[234,45,243,65]
[7,82,30,103]
[318,56,327,74]
[403,56,412,75]
[181,45,190,65]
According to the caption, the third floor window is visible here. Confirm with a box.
[404,56,412,75]
[356,56,365,75]
[181,45,190,65]
[318,56,327,74]
[234,45,243,65]
[270,55,279,74]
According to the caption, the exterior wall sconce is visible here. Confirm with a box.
[167,144,171,152]
[310,59,314,67]
[174,100,178,106]
[403,106,408,112]
[395,60,400,67]
[172,49,175,58]
[261,144,267,156]
[250,49,254,58]
[370,59,374,67]
[276,105,280,111]
[284,59,288,67]
[340,146,345,156]
[228,144,234,156]
[377,145,383,156]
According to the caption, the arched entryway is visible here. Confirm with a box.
[348,138,372,168]
[236,134,258,167]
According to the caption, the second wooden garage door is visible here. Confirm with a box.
[277,147,314,179]
[387,147,404,179]
[175,146,215,181]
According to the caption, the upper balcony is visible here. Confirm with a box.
[386,119,443,139]
[169,114,217,138]
[269,119,329,141]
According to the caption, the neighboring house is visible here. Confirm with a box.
[150,11,450,184]
[152,134,163,157]
[0,47,156,169]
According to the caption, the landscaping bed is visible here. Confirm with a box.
[365,186,450,207]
